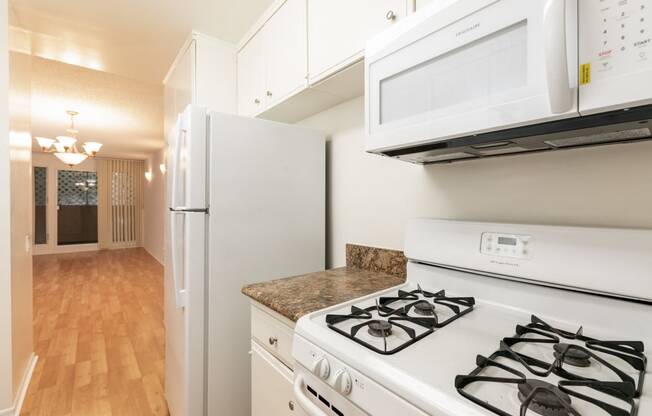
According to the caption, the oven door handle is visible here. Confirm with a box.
[293,374,330,416]
[543,0,574,114]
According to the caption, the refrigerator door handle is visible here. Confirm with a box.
[171,114,185,209]
[169,207,209,213]
[169,210,187,309]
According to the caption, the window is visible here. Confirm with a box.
[34,167,47,245]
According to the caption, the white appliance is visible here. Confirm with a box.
[293,219,651,416]
[165,105,325,416]
[365,0,652,163]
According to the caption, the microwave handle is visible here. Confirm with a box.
[543,0,574,114]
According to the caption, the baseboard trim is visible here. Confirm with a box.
[0,354,38,416]
[143,246,164,265]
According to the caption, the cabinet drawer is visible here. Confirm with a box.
[252,342,305,416]
[251,304,294,368]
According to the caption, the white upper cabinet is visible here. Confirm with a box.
[307,0,407,83]
[238,29,267,117]
[165,32,236,137]
[265,0,308,107]
[237,0,308,117]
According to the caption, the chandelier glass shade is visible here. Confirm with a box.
[35,111,103,167]
[54,152,89,167]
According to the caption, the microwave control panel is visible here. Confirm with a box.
[480,232,532,259]
[580,0,651,82]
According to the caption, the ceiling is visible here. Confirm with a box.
[28,55,165,159]
[9,0,275,84]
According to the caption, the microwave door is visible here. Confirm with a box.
[365,0,580,153]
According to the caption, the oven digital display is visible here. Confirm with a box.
[498,237,517,246]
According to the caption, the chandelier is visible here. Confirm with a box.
[34,110,103,167]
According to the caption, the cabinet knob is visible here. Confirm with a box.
[268,336,278,346]
[254,98,261,104]
[386,10,396,21]
[266,91,273,97]
[288,401,295,411]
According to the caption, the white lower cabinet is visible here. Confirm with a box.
[252,342,306,416]
[250,303,305,416]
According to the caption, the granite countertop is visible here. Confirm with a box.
[242,244,407,322]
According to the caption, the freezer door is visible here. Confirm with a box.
[169,105,208,210]
[165,210,207,416]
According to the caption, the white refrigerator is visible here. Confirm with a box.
[165,105,325,416]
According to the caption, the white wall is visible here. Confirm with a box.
[9,49,34,408]
[144,148,166,264]
[300,97,652,268]
[0,0,15,410]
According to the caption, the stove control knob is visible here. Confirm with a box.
[312,357,330,379]
[334,369,352,395]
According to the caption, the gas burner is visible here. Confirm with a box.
[367,320,393,338]
[413,300,436,316]
[554,343,591,368]
[517,379,572,416]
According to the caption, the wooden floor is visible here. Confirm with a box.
[21,248,169,416]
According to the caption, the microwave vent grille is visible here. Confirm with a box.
[473,146,530,156]
[543,127,651,148]
[422,152,474,163]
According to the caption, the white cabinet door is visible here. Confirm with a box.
[252,342,306,416]
[165,39,195,140]
[308,0,406,83]
[265,0,308,107]
[238,30,267,117]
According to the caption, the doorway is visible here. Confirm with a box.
[56,169,98,245]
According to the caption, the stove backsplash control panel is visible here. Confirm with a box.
[480,232,532,259]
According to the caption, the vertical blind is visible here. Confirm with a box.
[97,159,144,249]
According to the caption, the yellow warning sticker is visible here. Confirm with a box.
[580,63,591,85]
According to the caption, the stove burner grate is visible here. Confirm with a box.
[378,286,475,328]
[324,286,476,355]
[454,315,646,416]
[325,301,436,355]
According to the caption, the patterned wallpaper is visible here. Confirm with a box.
[57,170,98,206]
[34,166,47,206]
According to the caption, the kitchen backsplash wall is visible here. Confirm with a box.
[300,96,652,268]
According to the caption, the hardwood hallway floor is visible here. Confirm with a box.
[21,248,169,416]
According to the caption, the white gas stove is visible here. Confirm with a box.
[292,219,652,416]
